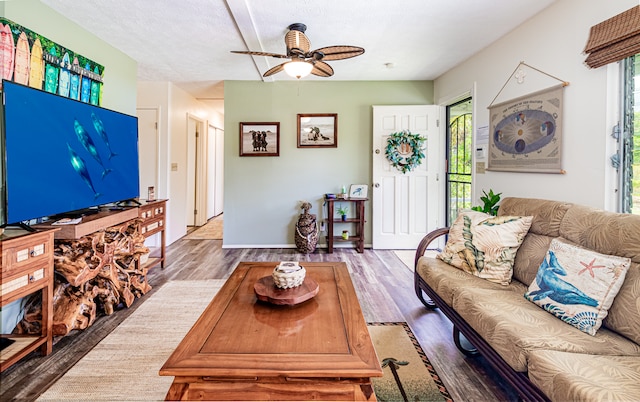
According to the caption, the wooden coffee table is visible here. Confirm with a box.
[159,261,382,401]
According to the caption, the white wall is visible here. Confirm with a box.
[137,82,223,245]
[434,0,636,210]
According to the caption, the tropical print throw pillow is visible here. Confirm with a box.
[524,238,631,336]
[437,211,533,285]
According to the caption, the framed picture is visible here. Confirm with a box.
[297,113,337,148]
[239,122,280,156]
[349,184,368,199]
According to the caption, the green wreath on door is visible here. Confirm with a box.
[385,130,426,174]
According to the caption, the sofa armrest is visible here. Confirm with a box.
[414,227,449,270]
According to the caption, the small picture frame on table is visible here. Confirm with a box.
[240,122,280,156]
[349,184,368,199]
[297,113,337,148]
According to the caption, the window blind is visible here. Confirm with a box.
[584,5,640,69]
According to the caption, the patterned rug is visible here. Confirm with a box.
[369,322,452,401]
[183,214,223,239]
[38,281,451,401]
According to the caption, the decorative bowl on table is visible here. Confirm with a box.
[272,262,306,289]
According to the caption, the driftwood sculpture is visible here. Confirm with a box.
[15,219,150,337]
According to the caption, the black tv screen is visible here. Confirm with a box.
[2,80,140,225]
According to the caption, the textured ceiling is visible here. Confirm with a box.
[41,0,557,113]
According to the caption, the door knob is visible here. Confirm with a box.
[375,149,380,154]
[374,183,380,188]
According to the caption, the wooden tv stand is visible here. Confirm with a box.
[35,208,139,240]
[33,199,167,270]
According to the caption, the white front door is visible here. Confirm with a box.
[372,105,444,249]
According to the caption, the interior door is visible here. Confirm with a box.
[372,105,443,249]
[136,107,160,247]
[187,115,208,227]
[186,118,197,226]
[214,128,224,216]
[137,108,159,199]
[206,125,217,220]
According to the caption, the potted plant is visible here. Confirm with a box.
[471,189,502,216]
[336,205,349,221]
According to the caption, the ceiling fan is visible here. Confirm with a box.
[231,23,365,79]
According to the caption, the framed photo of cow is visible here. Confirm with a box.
[297,113,338,148]
[239,122,280,156]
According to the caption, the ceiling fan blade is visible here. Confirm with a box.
[230,50,289,59]
[263,63,286,77]
[311,61,334,77]
[285,29,311,55]
[313,46,365,61]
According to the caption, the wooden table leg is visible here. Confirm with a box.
[165,382,189,401]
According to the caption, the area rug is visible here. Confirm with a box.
[369,322,452,402]
[183,214,223,240]
[394,250,417,271]
[37,280,226,401]
[394,249,441,272]
[38,281,451,401]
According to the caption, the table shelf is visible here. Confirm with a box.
[324,197,367,253]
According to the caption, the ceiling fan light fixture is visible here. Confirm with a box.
[284,60,313,79]
[232,23,364,79]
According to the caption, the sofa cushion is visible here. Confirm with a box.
[558,203,640,344]
[510,232,553,286]
[499,198,571,285]
[525,238,631,336]
[416,256,528,307]
[528,350,640,402]
[436,211,532,285]
[452,287,640,372]
[499,197,571,238]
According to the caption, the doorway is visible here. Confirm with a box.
[207,125,224,219]
[371,105,443,249]
[186,114,207,228]
[445,98,473,226]
[137,107,161,247]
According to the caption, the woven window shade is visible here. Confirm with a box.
[584,5,640,69]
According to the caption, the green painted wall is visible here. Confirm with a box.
[223,80,433,247]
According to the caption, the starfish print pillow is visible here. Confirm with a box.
[524,238,631,335]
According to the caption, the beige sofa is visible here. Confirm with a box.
[414,197,640,401]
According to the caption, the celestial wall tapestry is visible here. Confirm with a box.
[488,84,564,173]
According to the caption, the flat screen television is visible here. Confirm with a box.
[1,80,140,226]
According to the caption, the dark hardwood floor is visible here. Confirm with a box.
[1,238,517,401]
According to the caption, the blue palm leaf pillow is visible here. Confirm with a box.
[524,238,631,336]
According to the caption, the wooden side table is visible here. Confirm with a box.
[138,199,167,269]
[0,228,57,372]
[325,197,367,253]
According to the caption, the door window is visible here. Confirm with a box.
[446,99,473,225]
